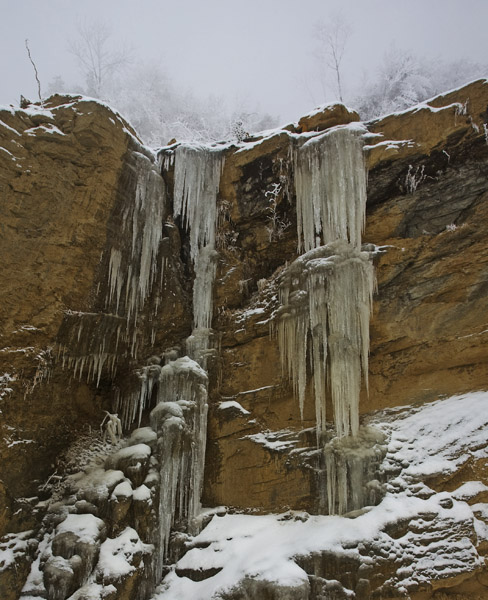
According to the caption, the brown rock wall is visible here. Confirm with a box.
[0,97,133,511]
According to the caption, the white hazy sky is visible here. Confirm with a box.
[1,0,487,122]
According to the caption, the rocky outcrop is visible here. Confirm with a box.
[1,80,488,599]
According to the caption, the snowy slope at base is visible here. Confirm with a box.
[152,391,488,600]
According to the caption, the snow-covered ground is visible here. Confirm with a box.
[152,391,488,599]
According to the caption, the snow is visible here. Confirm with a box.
[56,513,106,542]
[97,527,153,581]
[0,530,33,572]
[67,583,117,599]
[235,307,266,322]
[0,118,21,136]
[112,481,133,499]
[218,400,250,415]
[237,385,275,396]
[151,391,488,600]
[68,468,126,505]
[128,426,158,447]
[452,481,488,501]
[382,391,488,481]
[133,484,152,502]
[109,443,152,463]
[245,429,298,452]
[24,124,66,136]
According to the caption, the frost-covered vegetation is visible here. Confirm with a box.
[352,50,487,120]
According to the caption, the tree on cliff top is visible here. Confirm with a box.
[312,13,351,103]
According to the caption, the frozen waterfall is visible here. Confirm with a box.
[107,151,167,328]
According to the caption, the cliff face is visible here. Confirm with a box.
[0,81,488,600]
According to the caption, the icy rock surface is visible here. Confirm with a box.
[293,123,367,253]
[274,240,375,439]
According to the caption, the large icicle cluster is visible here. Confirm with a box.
[293,124,367,253]
[172,144,225,362]
[57,312,126,386]
[58,150,167,386]
[274,240,375,439]
[148,357,209,581]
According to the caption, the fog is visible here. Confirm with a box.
[1,0,487,125]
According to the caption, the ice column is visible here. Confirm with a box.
[172,144,225,364]
[149,357,208,580]
[323,426,387,515]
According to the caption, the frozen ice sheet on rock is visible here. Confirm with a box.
[323,425,387,515]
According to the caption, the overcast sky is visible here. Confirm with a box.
[1,0,487,123]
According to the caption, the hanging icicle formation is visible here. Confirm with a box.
[293,124,367,253]
[171,144,225,363]
[274,123,373,440]
[57,312,126,387]
[274,241,375,439]
[148,356,209,580]
[107,152,167,329]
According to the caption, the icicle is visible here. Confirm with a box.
[273,241,375,439]
[293,124,367,253]
[105,152,167,330]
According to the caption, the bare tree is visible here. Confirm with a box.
[313,13,351,103]
[25,39,43,103]
[69,20,130,98]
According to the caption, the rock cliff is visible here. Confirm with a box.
[0,80,487,600]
